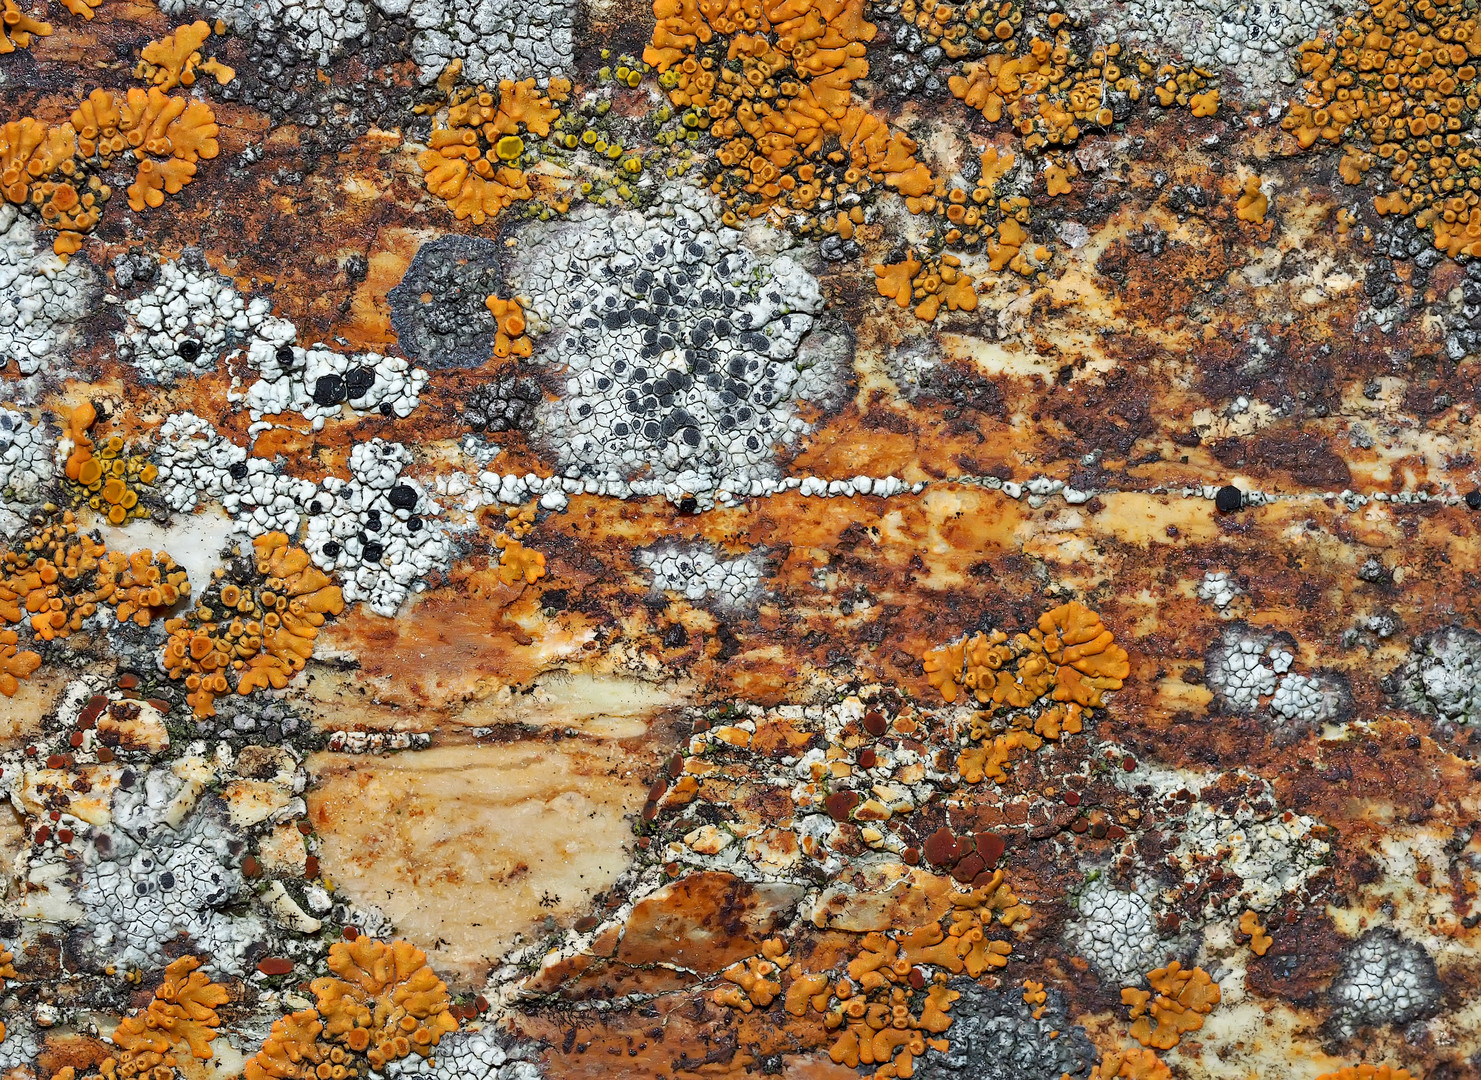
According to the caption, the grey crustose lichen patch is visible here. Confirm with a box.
[388,235,507,369]
[507,184,848,503]
[914,981,1096,1080]
[1328,928,1443,1037]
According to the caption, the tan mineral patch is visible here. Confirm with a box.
[307,740,647,981]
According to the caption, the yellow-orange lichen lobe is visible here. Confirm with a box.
[644,0,931,231]
[417,79,558,224]
[1284,0,1481,253]
[873,250,978,320]
[484,294,531,358]
[1121,962,1221,1050]
[494,534,546,586]
[245,1011,336,1080]
[136,21,214,90]
[1235,175,1269,223]
[162,533,344,717]
[0,628,42,696]
[57,0,102,18]
[1088,1046,1173,1080]
[1313,1068,1416,1080]
[1239,909,1273,955]
[924,603,1125,789]
[0,0,51,53]
[62,404,157,523]
[309,938,458,1069]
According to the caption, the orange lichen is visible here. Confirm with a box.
[62,403,157,523]
[308,937,458,1069]
[494,534,546,586]
[57,0,102,18]
[484,294,532,358]
[1122,962,1221,1050]
[1235,176,1269,223]
[113,956,230,1062]
[162,533,344,717]
[0,629,41,696]
[2,79,216,253]
[1313,1068,1417,1080]
[873,250,979,320]
[417,79,560,225]
[1239,909,1272,955]
[135,20,213,90]
[55,957,230,1080]
[0,0,51,52]
[1284,0,1481,253]
[1088,1047,1173,1080]
[927,603,1126,788]
[715,939,789,1011]
[644,0,932,230]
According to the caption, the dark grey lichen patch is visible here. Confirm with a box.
[915,981,1096,1080]
[463,374,543,433]
[1328,928,1443,1038]
[1390,626,1481,727]
[388,235,506,369]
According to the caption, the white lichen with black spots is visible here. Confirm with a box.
[304,439,452,616]
[508,186,848,506]
[118,257,272,382]
[637,540,765,614]
[241,339,428,428]
[1062,0,1359,99]
[1329,928,1443,1037]
[159,0,572,82]
[0,204,100,378]
[75,769,266,975]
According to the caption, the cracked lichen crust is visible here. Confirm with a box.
[1065,877,1170,985]
[385,1026,545,1080]
[508,184,840,501]
[1329,928,1444,1037]
[77,772,265,974]
[1205,623,1351,740]
[1391,625,1481,726]
[0,203,99,376]
[913,981,1096,1080]
[158,0,572,82]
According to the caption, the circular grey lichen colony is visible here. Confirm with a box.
[1393,625,1481,726]
[1329,928,1443,1037]
[388,235,506,370]
[508,186,839,500]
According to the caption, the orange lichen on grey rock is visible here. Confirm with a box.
[309,937,458,1069]
[484,294,531,358]
[1121,961,1221,1050]
[1283,0,1481,253]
